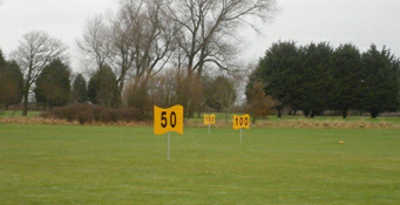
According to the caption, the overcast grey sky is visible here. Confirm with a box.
[1,0,400,71]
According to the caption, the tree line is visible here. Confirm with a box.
[247,41,400,118]
[0,0,274,117]
[0,50,23,110]
[0,48,237,118]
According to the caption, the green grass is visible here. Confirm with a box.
[0,124,400,204]
[0,110,40,118]
[190,113,400,124]
[266,115,400,124]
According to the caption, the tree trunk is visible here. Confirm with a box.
[188,105,195,118]
[342,110,348,119]
[371,112,378,118]
[252,116,257,123]
[23,67,32,117]
[23,92,29,116]
[304,110,310,118]
[277,108,282,118]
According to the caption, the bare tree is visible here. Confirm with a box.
[79,0,176,101]
[112,0,176,91]
[77,15,113,72]
[165,0,276,76]
[12,31,67,116]
[109,6,136,93]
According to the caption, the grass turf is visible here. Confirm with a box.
[0,124,399,204]
[0,111,40,118]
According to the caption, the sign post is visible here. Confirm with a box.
[154,105,184,160]
[203,114,216,135]
[233,114,251,144]
[167,132,171,160]
[240,128,242,144]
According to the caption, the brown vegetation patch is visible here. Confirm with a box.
[0,117,152,127]
[259,120,397,129]
[1,115,398,129]
[41,104,150,124]
[185,119,399,129]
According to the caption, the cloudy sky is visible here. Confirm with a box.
[1,0,400,72]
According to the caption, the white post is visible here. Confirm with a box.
[167,133,170,161]
[240,128,242,144]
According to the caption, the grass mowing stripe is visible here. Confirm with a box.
[0,124,399,204]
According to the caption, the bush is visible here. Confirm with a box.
[42,104,150,124]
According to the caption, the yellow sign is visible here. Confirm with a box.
[233,114,251,130]
[203,114,216,125]
[154,105,184,135]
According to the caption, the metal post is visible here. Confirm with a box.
[240,128,242,144]
[167,133,170,161]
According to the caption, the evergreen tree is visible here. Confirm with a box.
[88,65,120,107]
[256,41,303,117]
[72,74,88,103]
[360,45,399,118]
[300,42,334,117]
[398,69,400,110]
[252,42,400,119]
[34,59,71,108]
[330,44,362,118]
[0,59,24,109]
[0,49,6,66]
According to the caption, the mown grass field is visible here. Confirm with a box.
[0,111,40,118]
[192,113,400,124]
[1,124,400,204]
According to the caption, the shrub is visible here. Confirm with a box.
[42,104,150,124]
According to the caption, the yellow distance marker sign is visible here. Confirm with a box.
[154,105,184,135]
[203,114,216,125]
[233,114,251,130]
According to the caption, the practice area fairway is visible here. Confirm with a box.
[0,124,399,204]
